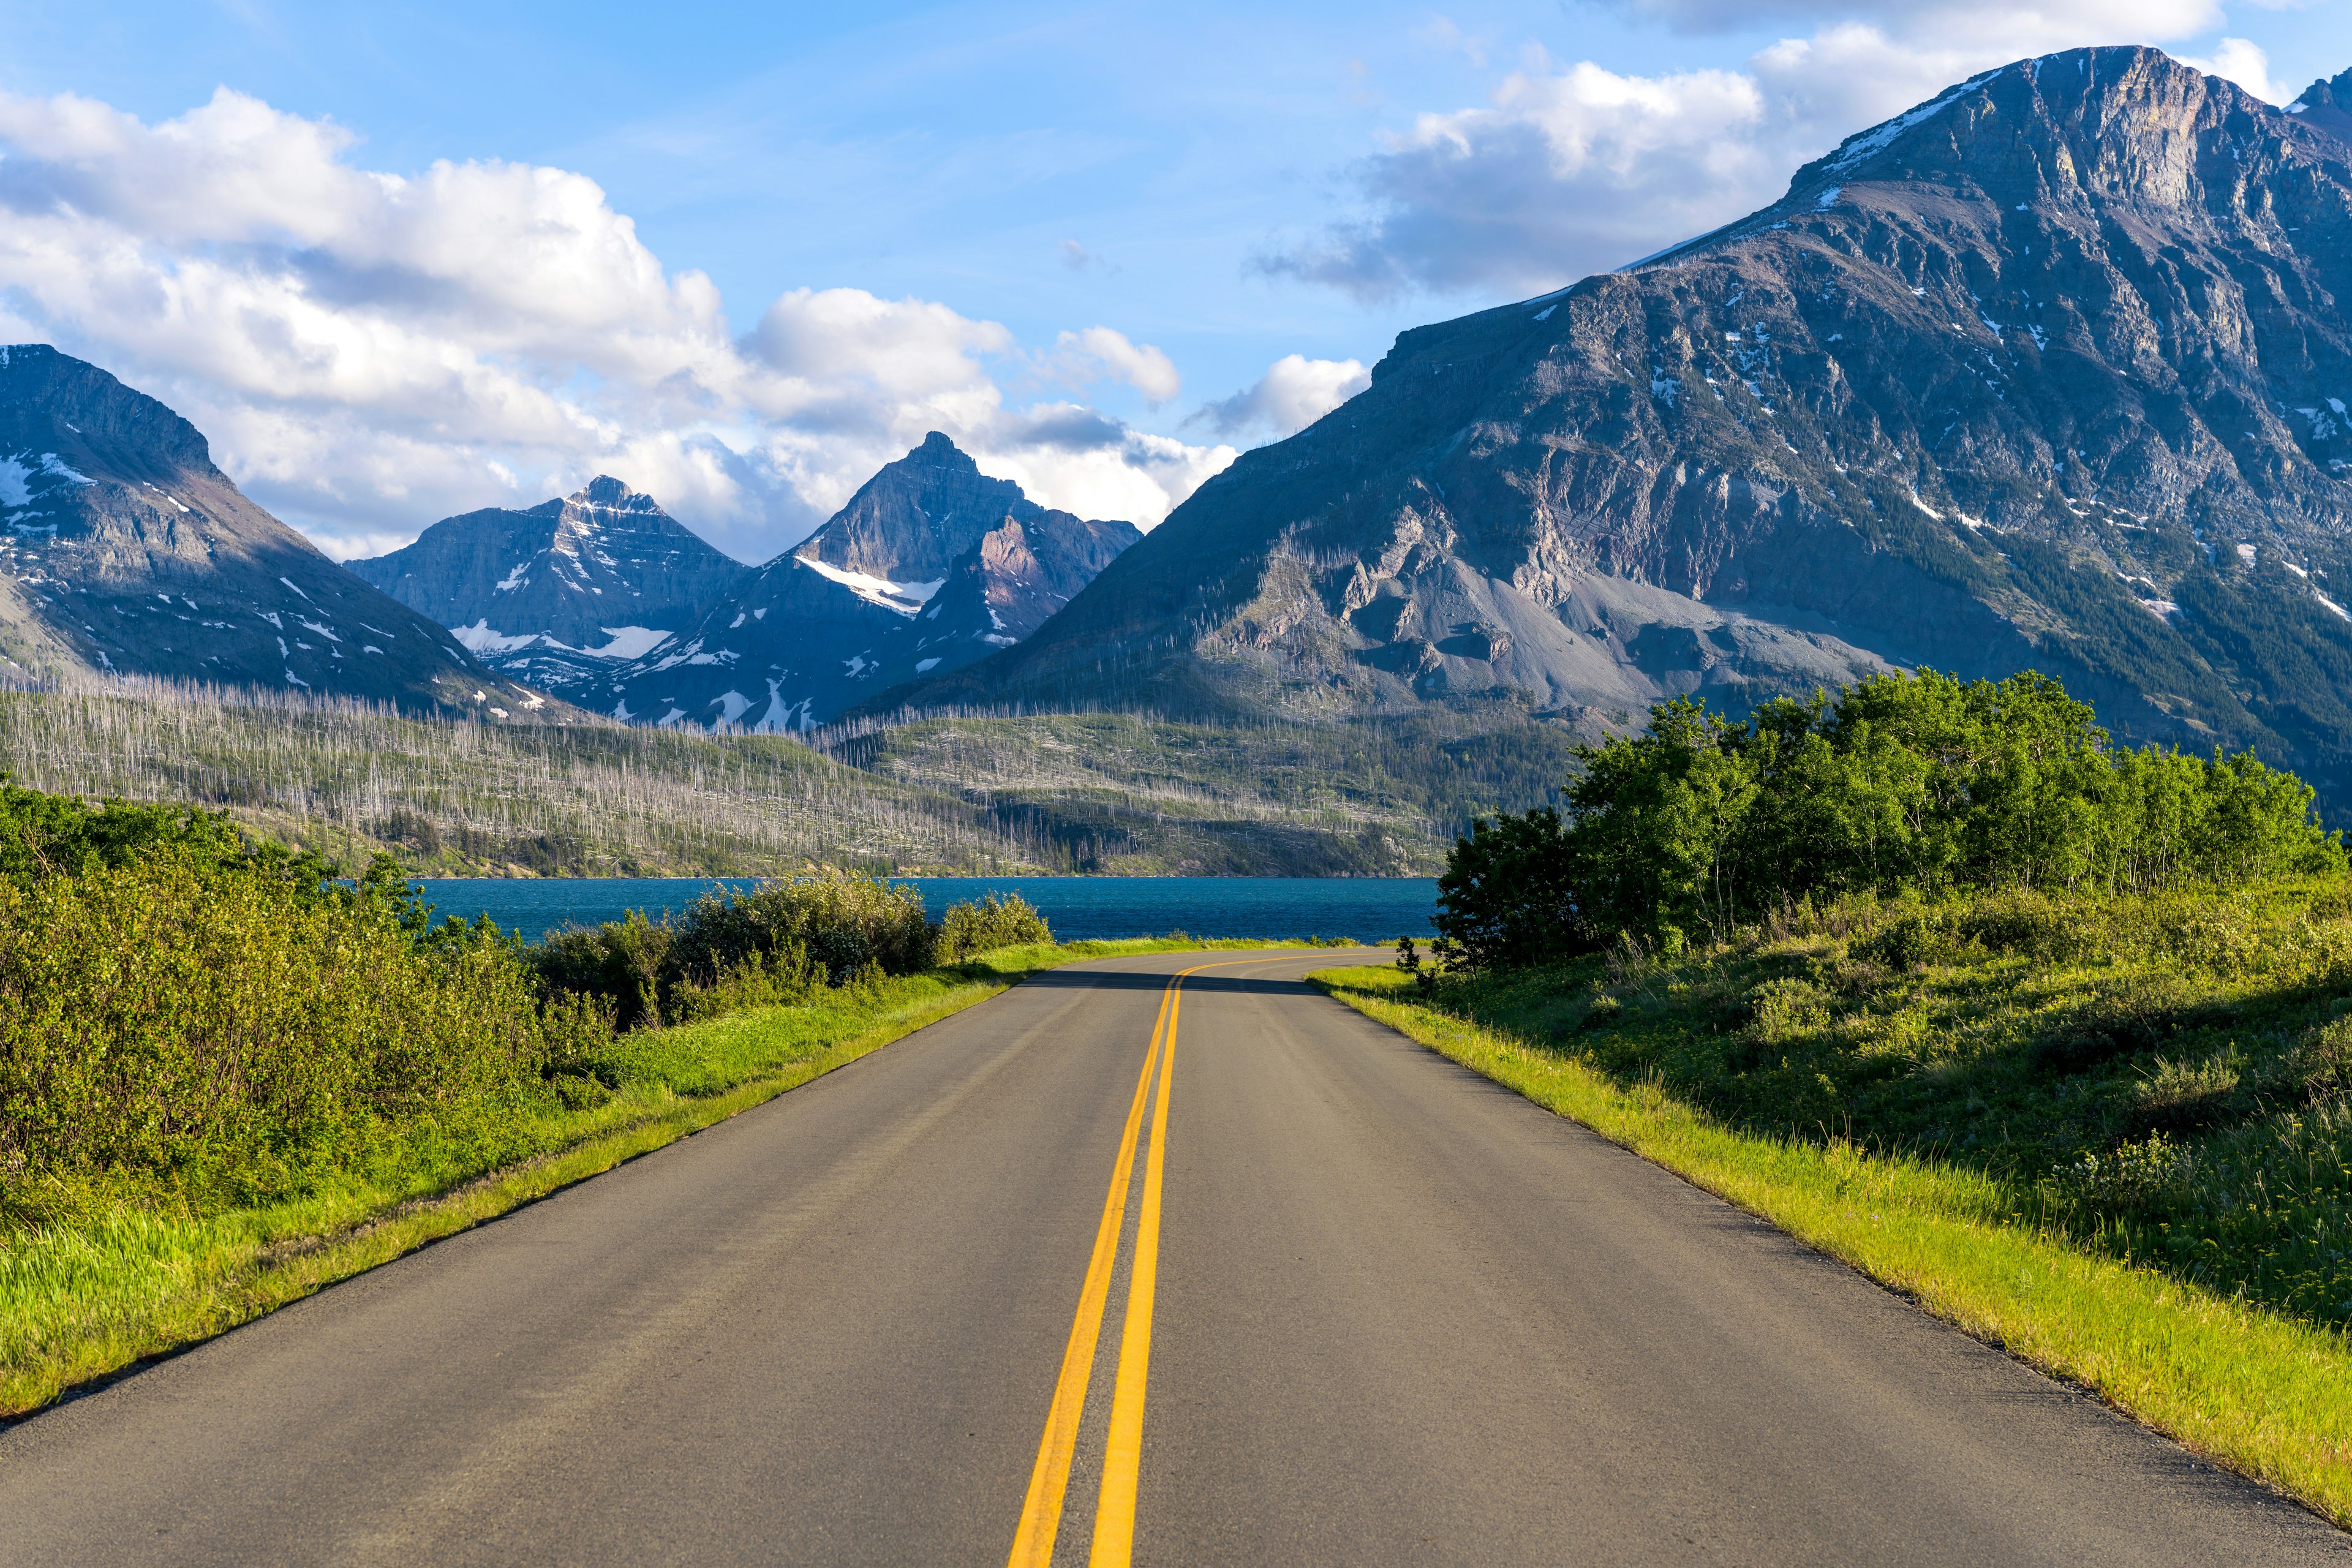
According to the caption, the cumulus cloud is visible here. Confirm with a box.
[1189,354,1373,441]
[2179,38,2290,103]
[1265,60,1773,299]
[1266,2,2249,300]
[0,86,1229,560]
[1049,326,1183,406]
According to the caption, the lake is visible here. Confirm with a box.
[412,876,1440,945]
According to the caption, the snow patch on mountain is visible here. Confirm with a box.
[796,556,945,616]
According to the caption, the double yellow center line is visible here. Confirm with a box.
[1005,956,1296,1568]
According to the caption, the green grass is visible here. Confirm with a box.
[1,936,1350,1419]
[1311,955,2352,1526]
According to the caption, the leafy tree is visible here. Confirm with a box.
[1433,670,2346,970]
[1431,807,1580,970]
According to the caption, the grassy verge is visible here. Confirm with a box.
[1,935,1349,1419]
[1311,964,2352,1526]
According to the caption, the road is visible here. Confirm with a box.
[3,949,2343,1565]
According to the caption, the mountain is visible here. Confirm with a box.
[890,48,2352,807]
[0,345,543,715]
[344,477,751,699]
[603,433,1138,728]
[2290,66,2352,145]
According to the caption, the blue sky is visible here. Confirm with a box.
[0,1,2340,557]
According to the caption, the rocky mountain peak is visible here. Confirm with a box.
[2292,67,2352,145]
[0,345,532,714]
[0,343,217,481]
[1645,45,2340,276]
[597,437,1140,731]
[572,475,657,514]
[795,432,1027,584]
[343,475,752,697]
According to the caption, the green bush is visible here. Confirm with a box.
[533,911,676,1032]
[0,848,582,1224]
[671,875,931,984]
[937,892,1053,961]
[530,873,936,1029]
[0,776,336,894]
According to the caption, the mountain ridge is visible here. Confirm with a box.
[601,432,1138,729]
[883,46,2352,806]
[345,477,752,701]
[0,344,542,717]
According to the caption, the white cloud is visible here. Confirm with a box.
[1264,57,1773,300]
[1268,4,2250,300]
[2180,38,2290,104]
[0,86,1229,560]
[1190,354,1373,441]
[1049,325,1183,406]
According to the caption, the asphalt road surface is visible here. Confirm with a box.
[4,950,2344,1565]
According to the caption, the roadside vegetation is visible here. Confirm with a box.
[0,780,1341,1415]
[1354,669,2352,1518]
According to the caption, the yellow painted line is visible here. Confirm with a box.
[1008,953,1310,1568]
[1087,975,1180,1568]
[1005,984,1174,1568]
[1090,955,1301,1568]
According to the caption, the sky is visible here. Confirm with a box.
[0,0,2342,562]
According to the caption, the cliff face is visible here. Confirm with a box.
[344,478,752,699]
[895,48,2352,804]
[603,434,1140,729]
[0,345,539,715]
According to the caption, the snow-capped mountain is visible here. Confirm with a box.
[0,344,540,715]
[344,477,751,699]
[603,433,1139,729]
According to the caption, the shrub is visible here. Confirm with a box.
[670,875,932,984]
[2290,1019,2352,1105]
[2059,1133,2189,1216]
[535,911,673,1031]
[937,892,1053,961]
[0,848,582,1219]
[0,776,333,894]
[530,873,935,1029]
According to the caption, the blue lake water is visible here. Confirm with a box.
[412,876,1439,946]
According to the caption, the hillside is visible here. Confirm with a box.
[818,706,1580,874]
[0,345,541,716]
[0,677,1531,876]
[890,48,2352,809]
